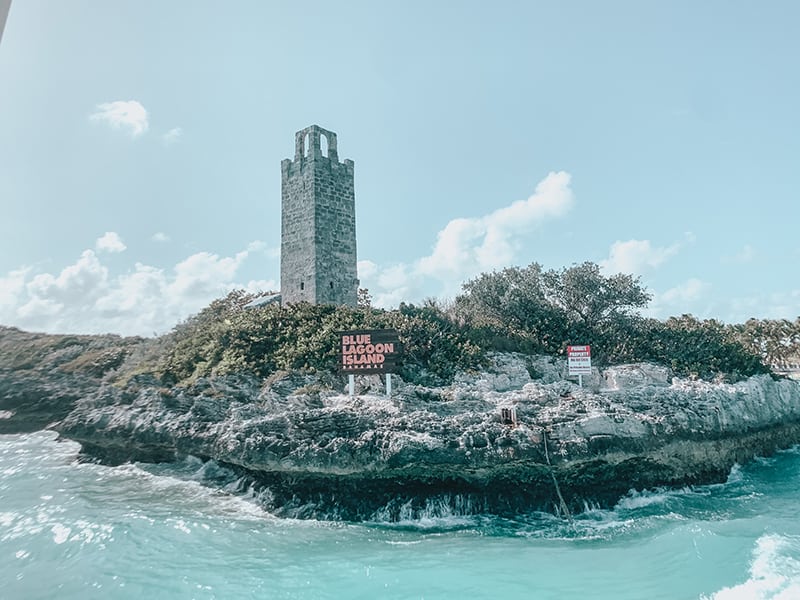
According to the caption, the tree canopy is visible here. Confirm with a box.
[117,261,784,386]
[541,262,651,328]
[453,262,769,379]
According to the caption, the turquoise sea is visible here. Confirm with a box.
[2,431,799,599]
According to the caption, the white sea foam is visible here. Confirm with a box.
[80,460,271,522]
[368,495,480,530]
[51,523,71,544]
[726,463,745,484]
[172,519,192,534]
[702,534,800,600]
[616,489,676,510]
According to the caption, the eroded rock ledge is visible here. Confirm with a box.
[7,353,793,520]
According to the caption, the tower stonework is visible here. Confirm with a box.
[280,125,358,306]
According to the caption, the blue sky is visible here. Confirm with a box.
[1,1,798,336]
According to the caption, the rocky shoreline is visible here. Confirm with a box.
[3,339,800,520]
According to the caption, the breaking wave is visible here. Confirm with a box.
[703,534,800,600]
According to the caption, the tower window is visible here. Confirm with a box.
[330,281,334,289]
[321,134,329,158]
[300,282,304,291]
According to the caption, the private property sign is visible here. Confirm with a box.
[567,345,592,375]
[339,329,401,374]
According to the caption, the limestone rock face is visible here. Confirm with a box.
[453,352,533,392]
[0,371,92,434]
[40,354,800,518]
[5,347,800,520]
[602,363,674,390]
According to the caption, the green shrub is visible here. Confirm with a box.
[125,261,776,386]
[452,263,767,379]
[152,292,485,386]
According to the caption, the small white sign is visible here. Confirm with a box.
[567,345,592,375]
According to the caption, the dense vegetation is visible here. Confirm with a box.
[133,261,799,386]
[149,293,483,386]
[0,326,141,378]
[2,262,783,387]
[451,262,773,380]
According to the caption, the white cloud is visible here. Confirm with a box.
[645,281,800,323]
[94,264,166,316]
[17,296,63,321]
[659,278,711,304]
[359,171,574,306]
[0,268,28,309]
[26,250,108,303]
[168,250,247,302]
[96,231,126,253]
[357,260,377,281]
[418,171,573,281]
[246,240,267,252]
[373,264,413,307]
[643,278,713,319]
[9,250,110,331]
[600,239,682,276]
[244,279,277,295]
[727,290,800,323]
[0,241,275,336]
[90,100,149,137]
[151,232,170,243]
[162,127,183,145]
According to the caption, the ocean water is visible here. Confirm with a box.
[2,432,800,599]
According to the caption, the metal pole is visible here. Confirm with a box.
[386,373,392,397]
[348,374,354,397]
[578,374,583,388]
[0,0,11,45]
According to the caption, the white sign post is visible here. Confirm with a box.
[567,345,592,387]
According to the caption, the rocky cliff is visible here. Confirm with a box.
[4,335,798,521]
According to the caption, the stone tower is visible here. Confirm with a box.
[280,125,358,306]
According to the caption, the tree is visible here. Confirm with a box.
[541,262,651,329]
[632,315,767,379]
[729,318,800,370]
[357,288,373,309]
[453,263,566,352]
[455,264,547,329]
[453,262,652,361]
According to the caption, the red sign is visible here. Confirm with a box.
[567,345,591,375]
